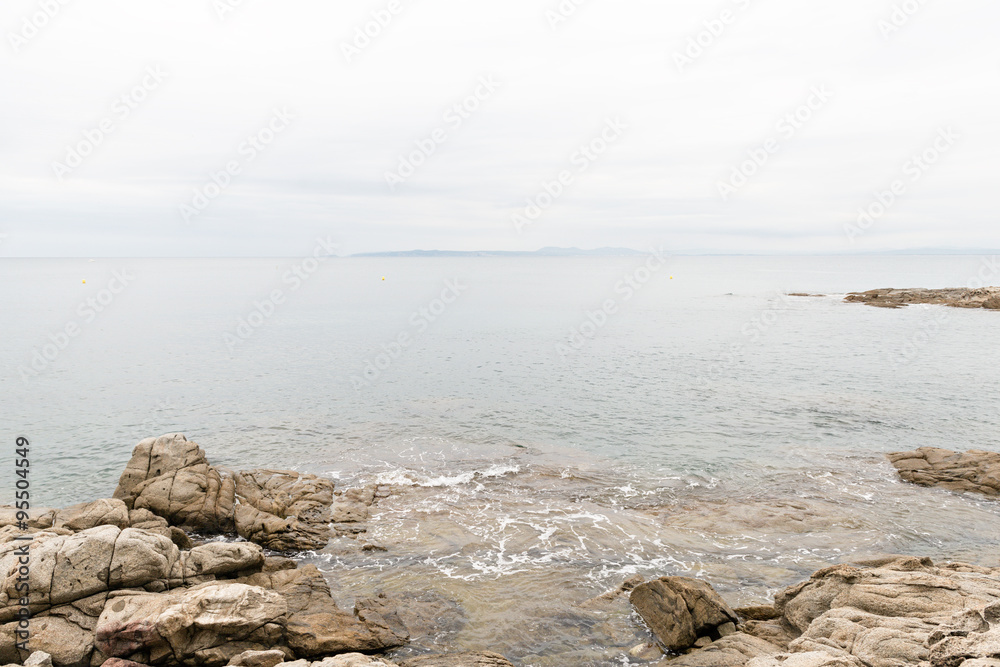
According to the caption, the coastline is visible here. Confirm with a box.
[2,435,999,667]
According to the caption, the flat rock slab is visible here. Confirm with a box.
[887,447,1000,498]
[844,287,1000,309]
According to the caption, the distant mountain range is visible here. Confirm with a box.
[351,247,645,257]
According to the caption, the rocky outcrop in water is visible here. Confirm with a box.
[633,557,1000,667]
[843,287,1000,309]
[114,434,334,552]
[887,447,1000,498]
[0,434,514,667]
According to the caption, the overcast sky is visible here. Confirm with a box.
[1,0,997,256]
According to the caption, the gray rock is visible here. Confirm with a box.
[929,601,1000,667]
[114,434,336,552]
[312,656,399,667]
[52,499,129,532]
[746,652,864,667]
[23,652,53,667]
[114,434,237,533]
[95,582,287,665]
[649,557,1000,667]
[100,660,152,667]
[630,576,738,652]
[657,633,782,666]
[0,526,179,620]
[239,564,406,657]
[234,470,333,552]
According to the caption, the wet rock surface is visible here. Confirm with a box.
[843,287,1000,309]
[888,447,1000,498]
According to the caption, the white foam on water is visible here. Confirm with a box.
[375,463,521,487]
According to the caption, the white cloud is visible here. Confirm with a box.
[1,0,998,256]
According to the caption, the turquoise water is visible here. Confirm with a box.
[3,255,999,664]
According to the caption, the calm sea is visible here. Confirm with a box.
[3,255,999,665]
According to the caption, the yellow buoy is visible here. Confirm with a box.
[669,276,673,279]
[381,276,385,281]
[82,279,86,284]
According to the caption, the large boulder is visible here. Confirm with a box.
[0,499,132,536]
[113,434,334,552]
[887,448,1000,498]
[239,565,406,657]
[644,558,1000,667]
[234,470,333,552]
[630,576,739,652]
[787,606,937,667]
[114,434,237,533]
[94,582,287,666]
[0,526,179,620]
[774,558,1000,636]
[0,613,97,667]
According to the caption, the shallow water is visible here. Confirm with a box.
[2,255,999,664]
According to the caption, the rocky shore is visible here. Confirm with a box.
[843,287,1000,309]
[2,435,999,667]
[887,448,1000,499]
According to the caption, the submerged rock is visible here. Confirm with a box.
[887,447,1000,498]
[238,564,406,657]
[354,591,466,642]
[396,653,515,667]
